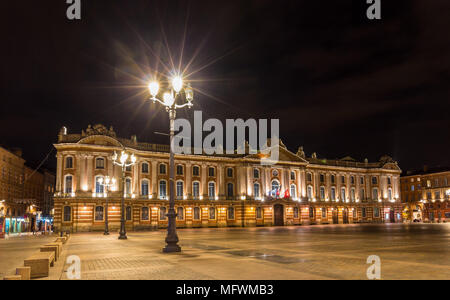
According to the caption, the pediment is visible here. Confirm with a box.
[77,135,123,147]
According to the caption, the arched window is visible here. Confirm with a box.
[331,187,336,201]
[307,186,313,199]
[141,180,149,196]
[341,187,346,202]
[177,207,184,220]
[271,180,280,197]
[256,207,263,219]
[96,158,105,169]
[293,207,299,219]
[142,163,149,174]
[63,206,71,222]
[388,188,393,201]
[192,182,200,199]
[320,186,326,201]
[159,180,167,199]
[176,181,184,199]
[227,183,234,198]
[95,176,104,194]
[193,207,200,220]
[253,183,260,199]
[290,184,296,199]
[64,175,73,194]
[126,206,132,221]
[372,188,379,201]
[125,178,132,195]
[209,207,216,219]
[95,206,104,221]
[65,157,73,169]
[141,207,149,221]
[208,182,215,199]
[159,207,167,220]
[227,206,235,220]
[351,188,356,202]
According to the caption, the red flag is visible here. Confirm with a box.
[284,189,290,198]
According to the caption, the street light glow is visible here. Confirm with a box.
[148,81,159,97]
[171,76,183,93]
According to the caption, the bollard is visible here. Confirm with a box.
[16,267,31,280]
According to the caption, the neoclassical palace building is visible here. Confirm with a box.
[53,124,403,233]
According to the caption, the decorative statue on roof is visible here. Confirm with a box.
[86,124,94,135]
[108,126,117,137]
[297,146,305,158]
[379,155,394,164]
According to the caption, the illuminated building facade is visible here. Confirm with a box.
[401,168,450,223]
[53,124,403,233]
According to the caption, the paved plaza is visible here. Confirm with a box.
[1,224,449,280]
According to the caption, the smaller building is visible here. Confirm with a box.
[401,167,450,223]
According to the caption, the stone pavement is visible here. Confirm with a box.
[48,223,450,280]
[0,234,57,278]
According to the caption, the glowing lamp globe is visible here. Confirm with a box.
[171,76,183,93]
[163,92,175,107]
[148,81,159,97]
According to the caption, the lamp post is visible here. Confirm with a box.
[112,151,137,240]
[148,75,194,253]
[98,176,116,235]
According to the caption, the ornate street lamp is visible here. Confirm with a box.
[98,176,116,235]
[112,151,137,240]
[148,75,194,253]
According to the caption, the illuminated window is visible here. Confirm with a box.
[208,182,216,199]
[331,187,336,201]
[320,187,325,200]
[64,175,73,194]
[177,207,184,220]
[95,206,104,221]
[125,178,131,195]
[209,207,216,219]
[193,207,200,220]
[290,184,296,199]
[95,176,104,194]
[256,207,262,219]
[176,181,184,199]
[253,183,260,198]
[159,180,167,199]
[307,186,313,199]
[192,182,200,199]
[141,180,149,196]
[227,206,235,220]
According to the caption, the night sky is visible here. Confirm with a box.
[1,0,449,172]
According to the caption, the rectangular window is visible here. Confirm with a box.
[256,207,262,219]
[96,158,105,169]
[227,168,233,178]
[320,174,325,183]
[159,207,167,221]
[176,165,183,176]
[141,207,149,221]
[142,163,149,174]
[372,177,378,185]
[209,207,216,220]
[290,171,296,180]
[193,207,200,220]
[253,169,260,179]
[227,207,235,220]
[193,182,200,198]
[193,166,200,176]
[159,164,167,175]
[374,207,380,218]
[95,206,104,221]
[360,177,364,185]
[177,207,184,220]
[208,167,215,177]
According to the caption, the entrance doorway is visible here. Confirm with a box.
[332,208,339,224]
[390,209,395,223]
[274,204,284,226]
[343,208,349,224]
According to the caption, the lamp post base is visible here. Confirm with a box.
[163,244,181,253]
[104,232,110,236]
[118,235,127,240]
